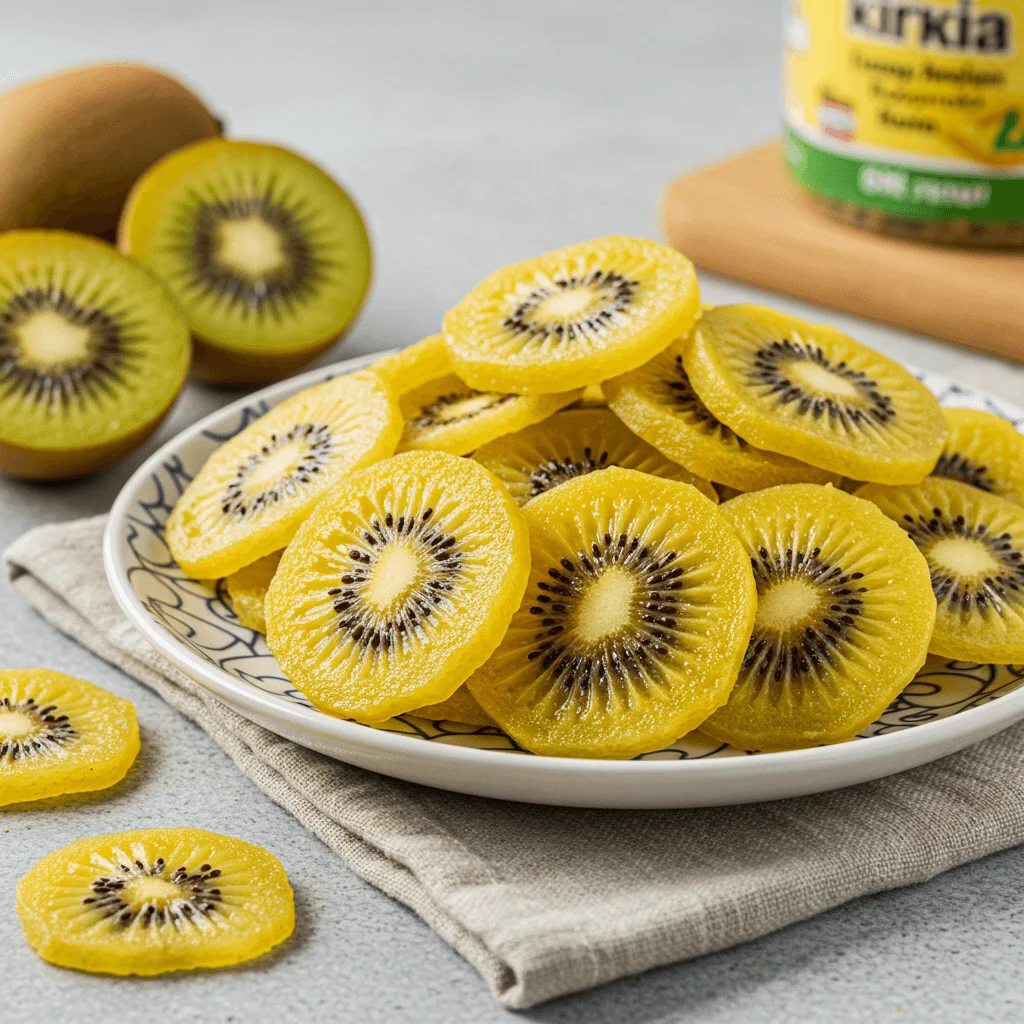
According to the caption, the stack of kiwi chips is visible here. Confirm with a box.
[165,234,1024,758]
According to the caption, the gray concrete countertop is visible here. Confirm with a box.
[3,2,1024,1021]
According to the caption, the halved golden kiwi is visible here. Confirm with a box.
[703,484,935,751]
[603,335,839,491]
[443,236,700,394]
[265,450,529,723]
[0,231,190,479]
[472,408,717,506]
[119,139,371,386]
[857,476,1024,664]
[166,371,402,578]
[466,467,756,758]
[685,305,947,484]
[932,408,1024,505]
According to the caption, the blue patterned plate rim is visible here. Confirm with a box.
[103,353,1024,777]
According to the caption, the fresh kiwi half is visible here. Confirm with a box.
[931,408,1024,506]
[166,370,402,579]
[224,551,282,633]
[472,408,717,507]
[119,139,371,386]
[397,372,582,456]
[16,828,294,975]
[685,305,947,484]
[442,235,700,394]
[702,484,935,752]
[0,669,139,807]
[856,476,1024,664]
[265,450,529,723]
[603,334,840,492]
[0,230,190,479]
[370,334,452,397]
[466,467,756,758]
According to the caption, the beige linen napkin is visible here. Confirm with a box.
[7,515,1024,1008]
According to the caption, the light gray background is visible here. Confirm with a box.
[3,1,1024,1021]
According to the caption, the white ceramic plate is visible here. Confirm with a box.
[104,354,1024,808]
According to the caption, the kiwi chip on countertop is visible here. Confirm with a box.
[0,669,139,807]
[17,828,294,975]
[0,230,190,479]
[265,450,529,723]
[396,372,581,456]
[685,305,947,484]
[442,235,700,395]
[604,336,839,492]
[466,467,756,758]
[119,139,371,386]
[857,476,1024,665]
[473,407,717,506]
[931,407,1024,506]
[166,370,402,579]
[702,484,935,752]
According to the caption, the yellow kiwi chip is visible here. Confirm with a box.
[685,305,947,484]
[17,828,294,975]
[443,235,700,394]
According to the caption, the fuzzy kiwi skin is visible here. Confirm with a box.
[0,64,221,240]
[0,389,182,480]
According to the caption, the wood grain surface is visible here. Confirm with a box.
[663,142,1024,363]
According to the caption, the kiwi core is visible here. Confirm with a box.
[363,543,420,608]
[241,441,305,495]
[126,876,183,907]
[787,360,861,399]
[755,579,822,632]
[216,217,288,279]
[929,537,1002,578]
[16,311,92,369]
[575,566,636,644]
[535,287,601,321]
[0,710,35,739]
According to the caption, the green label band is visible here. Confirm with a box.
[784,127,1024,222]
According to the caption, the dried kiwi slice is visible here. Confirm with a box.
[0,231,190,479]
[0,669,139,807]
[604,336,839,492]
[466,467,756,758]
[119,139,371,386]
[370,334,452,397]
[17,828,294,975]
[443,235,700,394]
[411,687,495,726]
[166,371,402,579]
[931,408,1024,506]
[702,484,935,752]
[473,408,717,507]
[397,372,581,456]
[265,450,529,723]
[224,551,282,633]
[856,477,1024,664]
[685,305,947,484]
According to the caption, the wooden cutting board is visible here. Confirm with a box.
[662,142,1024,363]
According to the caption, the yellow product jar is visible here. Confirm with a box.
[783,0,1024,246]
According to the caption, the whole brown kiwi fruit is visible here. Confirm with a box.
[0,63,221,240]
